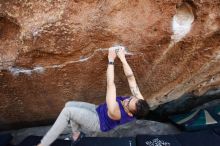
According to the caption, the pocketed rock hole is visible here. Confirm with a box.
[171,2,195,43]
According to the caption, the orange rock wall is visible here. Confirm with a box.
[0,0,220,129]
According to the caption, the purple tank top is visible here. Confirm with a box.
[96,96,135,132]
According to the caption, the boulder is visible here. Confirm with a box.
[0,0,219,130]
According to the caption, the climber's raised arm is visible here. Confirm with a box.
[116,47,144,100]
[106,47,120,120]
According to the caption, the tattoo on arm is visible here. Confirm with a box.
[131,85,140,97]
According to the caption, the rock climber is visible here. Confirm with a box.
[37,46,150,146]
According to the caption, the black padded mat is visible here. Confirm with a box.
[16,135,70,146]
[0,133,13,146]
[16,135,135,146]
[75,137,136,146]
[137,127,220,146]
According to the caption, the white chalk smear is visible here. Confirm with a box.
[151,13,194,70]
[171,3,194,43]
[8,66,45,76]
[171,16,193,42]
[7,47,135,76]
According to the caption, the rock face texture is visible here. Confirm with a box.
[0,0,220,130]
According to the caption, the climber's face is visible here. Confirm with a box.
[123,96,139,115]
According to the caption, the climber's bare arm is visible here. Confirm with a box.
[116,47,144,100]
[106,48,120,120]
